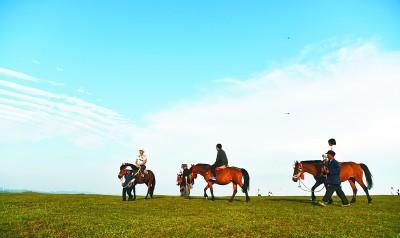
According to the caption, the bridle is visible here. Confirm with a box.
[292,162,304,180]
[293,161,325,193]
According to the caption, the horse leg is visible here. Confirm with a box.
[311,180,323,202]
[122,187,127,201]
[356,177,372,203]
[230,183,238,202]
[145,180,151,200]
[127,187,133,201]
[210,184,215,201]
[132,184,136,201]
[348,178,357,203]
[204,184,209,199]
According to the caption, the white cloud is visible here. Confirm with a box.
[0,67,40,82]
[0,74,137,147]
[76,87,92,95]
[132,41,400,196]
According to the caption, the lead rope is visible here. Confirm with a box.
[297,179,325,193]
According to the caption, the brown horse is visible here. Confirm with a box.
[118,164,156,200]
[189,163,250,202]
[292,160,373,203]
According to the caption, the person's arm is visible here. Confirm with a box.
[329,160,340,175]
[143,155,148,165]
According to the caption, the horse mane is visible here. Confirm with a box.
[300,160,322,164]
[120,163,138,171]
[196,163,211,167]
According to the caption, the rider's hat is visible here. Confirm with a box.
[139,149,145,152]
[326,150,336,156]
[125,166,133,170]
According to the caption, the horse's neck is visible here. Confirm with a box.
[302,163,319,176]
[196,165,210,176]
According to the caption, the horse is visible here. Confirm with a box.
[189,163,250,202]
[292,160,373,203]
[177,168,194,197]
[117,163,156,200]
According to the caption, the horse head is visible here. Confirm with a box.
[292,161,304,182]
[118,164,137,179]
[189,164,199,179]
[118,164,126,179]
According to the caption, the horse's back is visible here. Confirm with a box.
[340,162,364,178]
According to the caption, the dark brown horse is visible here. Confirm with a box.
[189,163,250,202]
[292,160,373,203]
[118,164,156,200]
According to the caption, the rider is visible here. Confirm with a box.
[210,144,228,182]
[322,138,336,161]
[319,150,350,207]
[136,149,148,177]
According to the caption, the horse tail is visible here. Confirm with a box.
[360,163,373,190]
[150,171,156,196]
[241,168,250,193]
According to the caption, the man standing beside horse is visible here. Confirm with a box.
[319,150,350,207]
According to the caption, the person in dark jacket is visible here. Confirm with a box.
[319,150,350,207]
[210,144,229,182]
[122,166,135,201]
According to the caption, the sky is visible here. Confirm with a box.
[0,1,399,196]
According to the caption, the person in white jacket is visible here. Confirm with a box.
[136,149,148,177]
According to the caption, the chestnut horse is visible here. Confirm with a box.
[292,160,373,203]
[189,163,250,202]
[118,164,156,200]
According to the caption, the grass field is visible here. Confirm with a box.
[0,193,399,238]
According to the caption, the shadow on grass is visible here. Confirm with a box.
[183,196,245,202]
[267,197,319,205]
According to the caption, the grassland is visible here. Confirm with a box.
[0,193,399,238]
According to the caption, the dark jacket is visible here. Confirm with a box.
[122,172,135,187]
[213,149,228,167]
[326,159,341,185]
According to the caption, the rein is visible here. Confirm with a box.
[297,179,325,193]
[119,167,143,188]
[293,161,325,193]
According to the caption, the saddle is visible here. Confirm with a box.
[215,165,227,171]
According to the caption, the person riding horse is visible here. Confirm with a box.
[210,144,228,182]
[136,149,148,177]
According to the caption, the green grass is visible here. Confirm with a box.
[0,193,399,238]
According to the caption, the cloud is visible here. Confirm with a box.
[0,67,40,82]
[76,87,92,95]
[0,72,137,147]
[133,41,400,196]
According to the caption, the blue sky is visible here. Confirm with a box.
[0,1,399,196]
